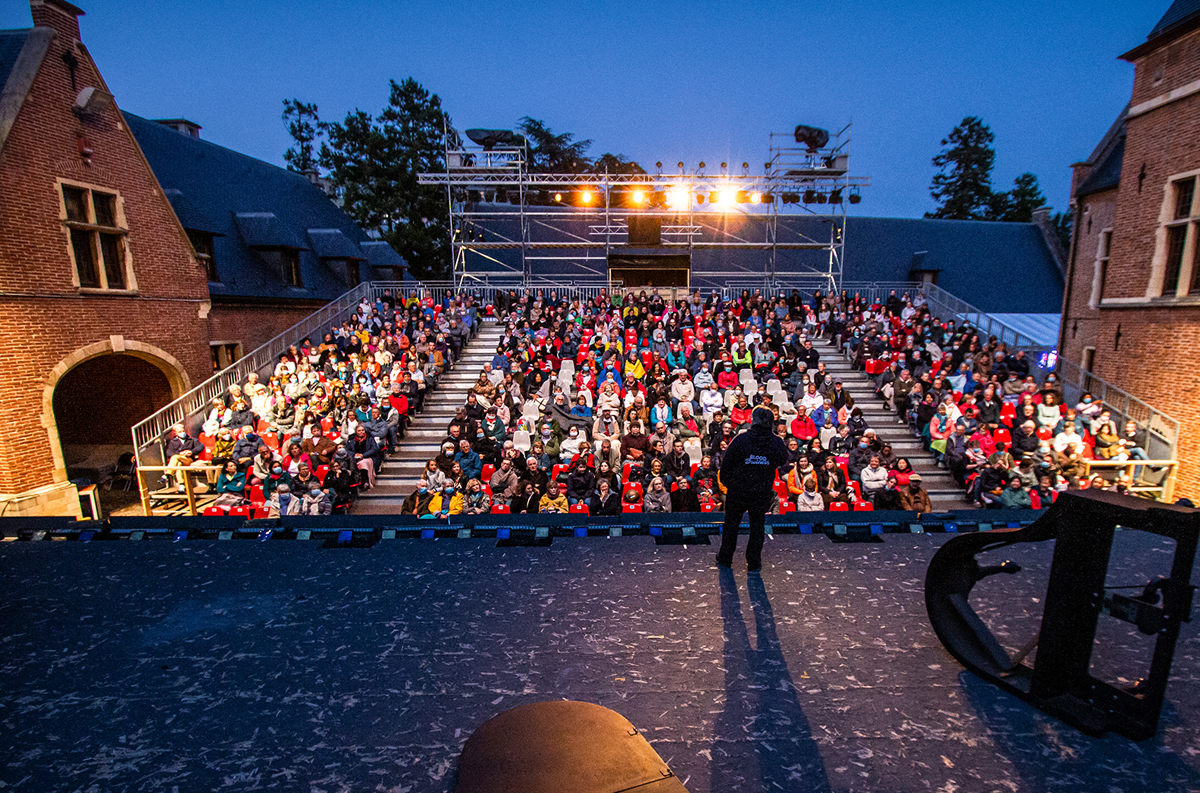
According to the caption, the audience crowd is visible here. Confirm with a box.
[165,284,1154,519]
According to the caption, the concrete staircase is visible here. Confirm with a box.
[810,337,965,510]
[354,323,504,514]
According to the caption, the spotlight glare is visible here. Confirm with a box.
[580,191,594,204]
[554,193,562,202]
[750,192,762,204]
[632,190,646,204]
[667,187,688,207]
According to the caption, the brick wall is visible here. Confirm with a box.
[0,4,212,495]
[1130,26,1200,106]
[1093,306,1200,499]
[207,300,330,370]
[1059,187,1117,368]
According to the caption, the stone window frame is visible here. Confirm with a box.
[1089,228,1112,310]
[56,177,138,294]
[1149,170,1199,298]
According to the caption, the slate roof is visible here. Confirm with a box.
[1149,0,1200,38]
[459,209,1065,314]
[125,111,406,300]
[1076,135,1125,198]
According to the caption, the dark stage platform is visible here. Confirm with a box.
[2,533,1198,793]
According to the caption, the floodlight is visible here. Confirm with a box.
[632,190,646,204]
[580,191,594,204]
[849,187,862,204]
[828,189,843,205]
[667,187,688,207]
[554,193,562,202]
[749,192,762,204]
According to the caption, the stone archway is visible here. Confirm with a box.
[42,338,191,483]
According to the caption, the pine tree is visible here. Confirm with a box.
[282,99,321,172]
[519,117,593,173]
[926,117,997,220]
[996,172,1047,222]
[318,78,459,281]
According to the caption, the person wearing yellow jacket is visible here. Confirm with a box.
[623,351,645,382]
[423,483,463,517]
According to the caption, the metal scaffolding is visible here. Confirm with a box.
[417,124,869,293]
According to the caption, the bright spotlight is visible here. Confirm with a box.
[554,193,562,202]
[667,187,688,207]
[717,190,733,206]
[632,190,646,204]
[750,192,762,204]
[580,191,594,204]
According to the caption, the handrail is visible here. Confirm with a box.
[130,282,374,466]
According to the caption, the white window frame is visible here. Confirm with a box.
[1089,229,1112,310]
[57,178,138,293]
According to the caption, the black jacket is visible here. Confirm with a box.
[718,426,789,498]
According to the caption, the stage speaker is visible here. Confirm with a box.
[627,216,661,247]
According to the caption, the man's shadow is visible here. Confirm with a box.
[710,567,832,791]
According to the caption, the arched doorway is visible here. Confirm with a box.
[53,354,174,481]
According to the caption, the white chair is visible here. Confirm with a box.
[766,379,784,398]
[580,388,594,408]
[513,430,531,453]
[558,358,576,382]
[487,369,504,385]
[522,401,541,425]
[683,438,702,464]
[819,425,837,447]
[739,368,758,391]
[724,389,738,409]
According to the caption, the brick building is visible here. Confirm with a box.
[0,1,402,516]
[0,0,214,516]
[1059,0,1200,498]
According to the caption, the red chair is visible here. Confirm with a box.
[262,432,280,450]
[994,428,1012,447]
[952,390,963,404]
[202,506,223,516]
[248,484,265,505]
[701,503,716,513]
[773,479,789,501]
[628,482,644,498]
[779,501,795,514]
[570,503,589,514]
[622,462,633,480]
[229,505,250,517]
[491,504,511,514]
[853,501,874,512]
[481,463,496,482]
[622,503,643,513]
[552,464,568,481]
[1036,427,1053,441]
[256,418,270,434]
[315,465,329,484]
[253,506,272,519]
[321,416,334,433]
[483,484,494,498]
[830,501,850,511]
[850,481,862,501]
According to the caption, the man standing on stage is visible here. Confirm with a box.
[716,406,789,572]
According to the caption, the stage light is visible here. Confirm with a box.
[677,161,684,170]
[815,192,828,204]
[849,187,862,204]
[580,190,594,204]
[554,193,562,202]
[761,193,775,204]
[828,189,843,205]
[782,193,799,204]
[735,191,750,203]
[696,193,705,204]
[667,187,688,207]
[803,189,817,204]
[698,161,706,169]
[749,192,762,204]
[650,191,665,207]
[632,190,646,204]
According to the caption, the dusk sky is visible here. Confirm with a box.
[2,1,1167,218]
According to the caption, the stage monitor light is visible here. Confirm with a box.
[749,192,762,204]
[761,192,775,204]
[782,193,799,204]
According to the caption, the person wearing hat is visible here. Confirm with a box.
[716,406,789,573]
[900,473,932,513]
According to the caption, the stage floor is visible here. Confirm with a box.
[2,532,1198,793]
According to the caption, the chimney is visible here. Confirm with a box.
[153,119,203,139]
[30,0,85,43]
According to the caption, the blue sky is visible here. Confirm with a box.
[3,1,1167,218]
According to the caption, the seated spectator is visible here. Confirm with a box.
[872,474,903,510]
[300,481,332,515]
[998,476,1032,509]
[860,456,888,498]
[401,479,434,515]
[212,461,247,510]
[263,461,292,499]
[461,479,492,515]
[670,477,701,512]
[899,474,931,513]
[489,458,519,503]
[795,478,825,512]
[539,480,569,513]
[643,476,672,512]
[565,459,596,505]
[347,424,382,489]
[511,480,540,514]
[266,483,302,517]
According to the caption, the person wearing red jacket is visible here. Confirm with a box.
[730,394,753,428]
[790,409,818,443]
[716,361,739,390]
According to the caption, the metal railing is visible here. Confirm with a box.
[131,283,375,466]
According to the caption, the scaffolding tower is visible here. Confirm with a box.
[417,124,868,293]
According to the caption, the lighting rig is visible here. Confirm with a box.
[418,124,869,291]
